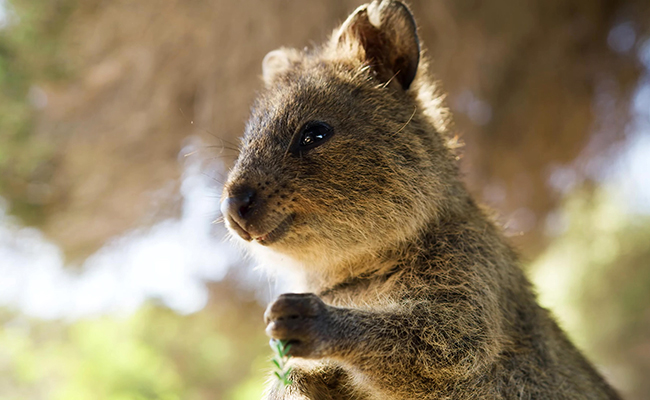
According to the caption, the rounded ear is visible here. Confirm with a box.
[334,0,420,90]
[262,48,295,86]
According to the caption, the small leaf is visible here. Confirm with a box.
[270,339,293,387]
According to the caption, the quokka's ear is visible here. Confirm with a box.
[261,48,298,86]
[334,0,420,90]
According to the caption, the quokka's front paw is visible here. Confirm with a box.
[264,293,332,358]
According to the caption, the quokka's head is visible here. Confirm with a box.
[221,0,459,268]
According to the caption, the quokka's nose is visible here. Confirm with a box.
[220,186,256,240]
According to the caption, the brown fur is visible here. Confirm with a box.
[220,1,621,399]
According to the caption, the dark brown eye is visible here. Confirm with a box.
[298,121,333,150]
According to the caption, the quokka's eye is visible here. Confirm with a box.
[298,121,333,150]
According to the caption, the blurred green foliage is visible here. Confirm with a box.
[0,0,75,224]
[0,294,269,400]
[531,187,650,398]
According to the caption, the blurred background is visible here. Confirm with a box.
[0,0,649,398]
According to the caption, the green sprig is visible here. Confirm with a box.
[270,340,293,386]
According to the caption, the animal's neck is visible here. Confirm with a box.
[300,190,511,294]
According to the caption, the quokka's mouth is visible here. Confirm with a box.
[227,217,252,241]
[254,214,295,245]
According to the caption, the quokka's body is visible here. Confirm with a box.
[220,1,621,398]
